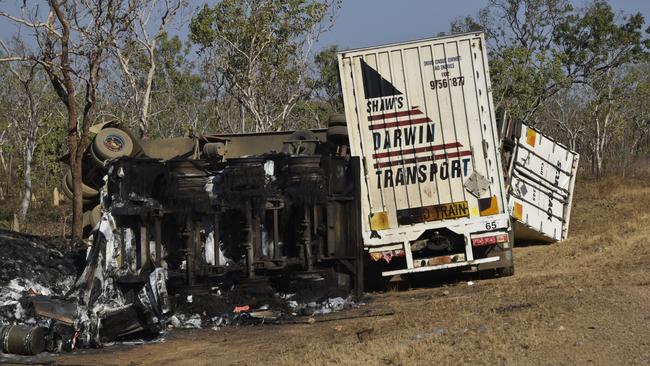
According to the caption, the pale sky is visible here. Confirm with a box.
[0,0,648,52]
[319,0,650,50]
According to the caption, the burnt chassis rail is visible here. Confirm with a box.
[103,154,364,298]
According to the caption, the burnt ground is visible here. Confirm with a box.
[0,230,80,285]
[10,177,650,365]
[0,230,84,323]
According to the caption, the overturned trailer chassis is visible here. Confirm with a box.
[103,152,365,297]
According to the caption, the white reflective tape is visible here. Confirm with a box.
[382,256,500,276]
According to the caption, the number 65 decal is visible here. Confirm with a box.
[485,221,497,230]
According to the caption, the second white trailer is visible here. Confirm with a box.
[506,123,580,243]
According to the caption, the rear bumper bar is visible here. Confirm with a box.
[381,256,500,277]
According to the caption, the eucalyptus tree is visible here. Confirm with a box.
[0,0,138,239]
[554,1,647,177]
[0,46,55,220]
[453,0,648,177]
[111,0,188,139]
[190,0,340,133]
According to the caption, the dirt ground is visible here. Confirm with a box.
[39,177,650,365]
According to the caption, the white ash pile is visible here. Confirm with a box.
[0,229,80,325]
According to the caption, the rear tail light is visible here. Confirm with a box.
[472,234,508,247]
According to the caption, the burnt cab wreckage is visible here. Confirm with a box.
[85,120,366,299]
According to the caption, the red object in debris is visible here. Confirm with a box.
[233,305,250,313]
[27,288,38,296]
[381,252,393,264]
[71,330,81,351]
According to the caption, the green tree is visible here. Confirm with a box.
[0,1,138,239]
[148,35,207,138]
[555,1,648,177]
[480,0,573,126]
[190,0,339,133]
[313,45,342,113]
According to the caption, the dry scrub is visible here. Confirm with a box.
[54,177,650,366]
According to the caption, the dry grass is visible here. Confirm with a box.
[54,177,650,366]
[0,194,70,237]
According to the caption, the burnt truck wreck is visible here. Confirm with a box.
[99,127,365,297]
[10,31,578,354]
[0,32,584,357]
[92,32,516,296]
[63,31,580,295]
[2,124,366,352]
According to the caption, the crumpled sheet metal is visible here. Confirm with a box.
[73,212,169,346]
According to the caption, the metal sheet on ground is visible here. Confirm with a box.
[288,305,395,324]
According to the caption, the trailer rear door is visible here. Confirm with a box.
[338,32,509,246]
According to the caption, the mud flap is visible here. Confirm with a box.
[476,244,513,272]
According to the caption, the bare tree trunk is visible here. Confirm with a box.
[569,133,577,152]
[594,118,600,178]
[139,53,156,138]
[71,147,83,240]
[67,102,84,240]
[594,80,614,179]
[595,144,603,178]
[50,0,84,240]
[599,87,613,178]
[17,71,40,220]
[591,115,599,178]
[7,153,13,188]
[18,142,34,219]
[240,104,246,133]
[0,130,7,175]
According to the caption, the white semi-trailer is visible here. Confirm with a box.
[338,32,514,278]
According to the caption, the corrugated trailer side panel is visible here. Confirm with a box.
[339,33,508,246]
[508,124,580,242]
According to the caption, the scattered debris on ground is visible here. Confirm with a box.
[0,229,80,326]
[0,219,360,357]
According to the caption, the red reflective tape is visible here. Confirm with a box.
[372,142,462,159]
[368,117,431,130]
[374,150,472,169]
[472,236,496,246]
[367,109,422,121]
[471,234,509,247]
